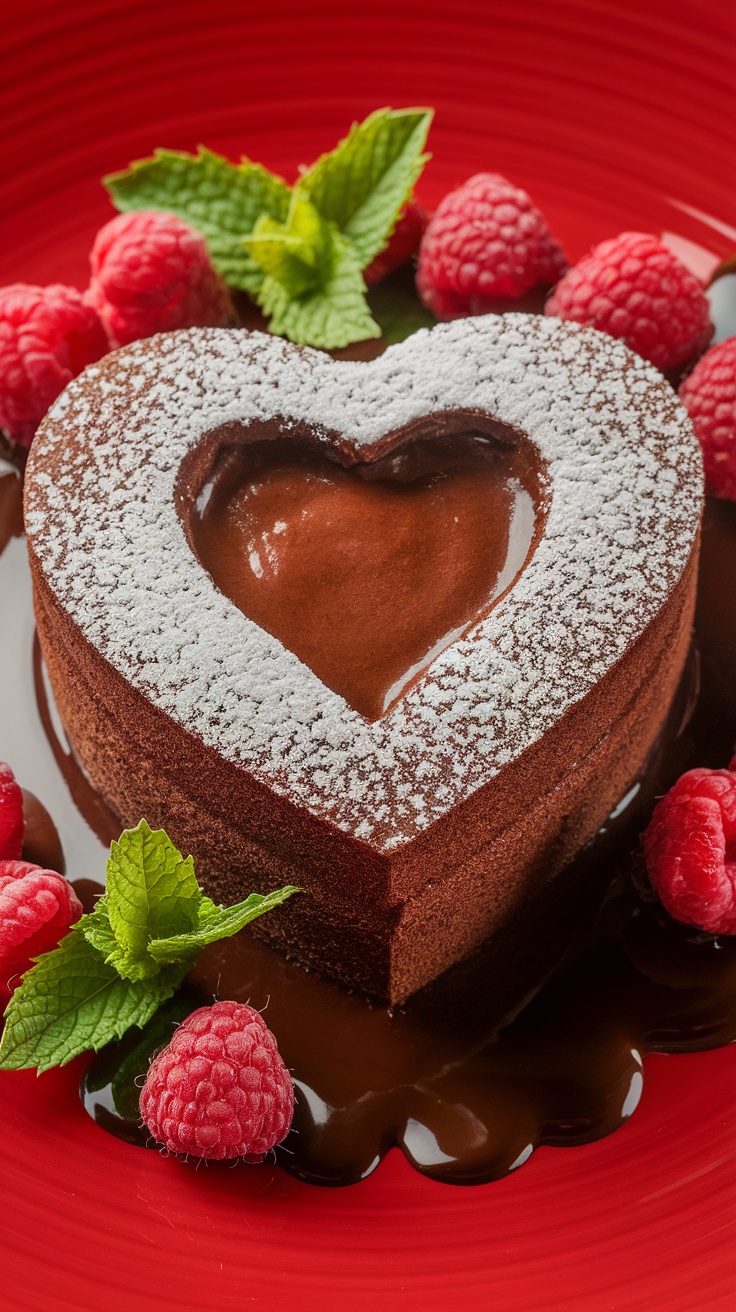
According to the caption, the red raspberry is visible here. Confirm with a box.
[0,763,24,861]
[87,211,232,348]
[643,767,736,935]
[0,860,83,1003]
[545,232,713,373]
[364,200,428,285]
[678,336,736,500]
[140,1000,294,1161]
[0,284,107,447]
[416,173,567,318]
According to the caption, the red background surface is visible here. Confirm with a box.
[1,2,735,1309]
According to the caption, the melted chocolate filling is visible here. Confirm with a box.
[182,417,546,719]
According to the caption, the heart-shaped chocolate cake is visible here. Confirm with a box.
[24,316,703,1001]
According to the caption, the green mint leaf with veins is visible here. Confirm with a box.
[0,926,186,1075]
[243,192,333,297]
[104,147,290,294]
[103,820,201,980]
[80,900,120,960]
[297,107,433,269]
[147,887,301,964]
[101,110,434,350]
[258,230,381,350]
[80,898,162,983]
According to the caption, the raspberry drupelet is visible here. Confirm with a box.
[0,284,107,447]
[140,1000,295,1161]
[546,232,713,374]
[679,335,736,500]
[87,211,232,348]
[643,764,736,936]
[416,173,567,318]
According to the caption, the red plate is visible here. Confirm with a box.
[1,2,735,1308]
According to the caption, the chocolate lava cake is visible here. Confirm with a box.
[23,315,703,1002]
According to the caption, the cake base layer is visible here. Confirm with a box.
[31,540,698,1003]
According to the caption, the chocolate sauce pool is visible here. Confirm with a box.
[4,423,736,1187]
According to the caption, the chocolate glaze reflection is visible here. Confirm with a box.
[185,423,544,720]
[707,255,736,344]
[20,788,65,874]
[0,466,23,555]
[73,497,736,1186]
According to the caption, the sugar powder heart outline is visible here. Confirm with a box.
[26,316,702,856]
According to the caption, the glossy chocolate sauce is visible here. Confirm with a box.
[20,788,65,874]
[186,425,544,719]
[0,466,23,555]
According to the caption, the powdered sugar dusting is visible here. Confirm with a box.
[25,317,703,850]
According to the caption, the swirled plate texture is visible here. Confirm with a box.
[1,1,735,1309]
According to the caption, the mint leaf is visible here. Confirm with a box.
[104,820,200,980]
[259,231,380,350]
[0,927,186,1074]
[147,886,300,963]
[80,899,161,983]
[80,902,119,960]
[244,192,332,297]
[84,991,201,1120]
[297,107,432,269]
[104,147,290,294]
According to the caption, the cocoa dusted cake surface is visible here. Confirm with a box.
[24,316,703,1002]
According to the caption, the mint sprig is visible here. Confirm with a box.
[103,108,433,350]
[0,926,187,1075]
[257,228,381,350]
[245,192,381,347]
[0,820,298,1072]
[244,191,332,298]
[296,107,432,269]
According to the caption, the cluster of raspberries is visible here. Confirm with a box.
[415,174,734,498]
[1,174,734,494]
[0,212,232,447]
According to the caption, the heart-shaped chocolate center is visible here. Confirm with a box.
[184,414,545,719]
